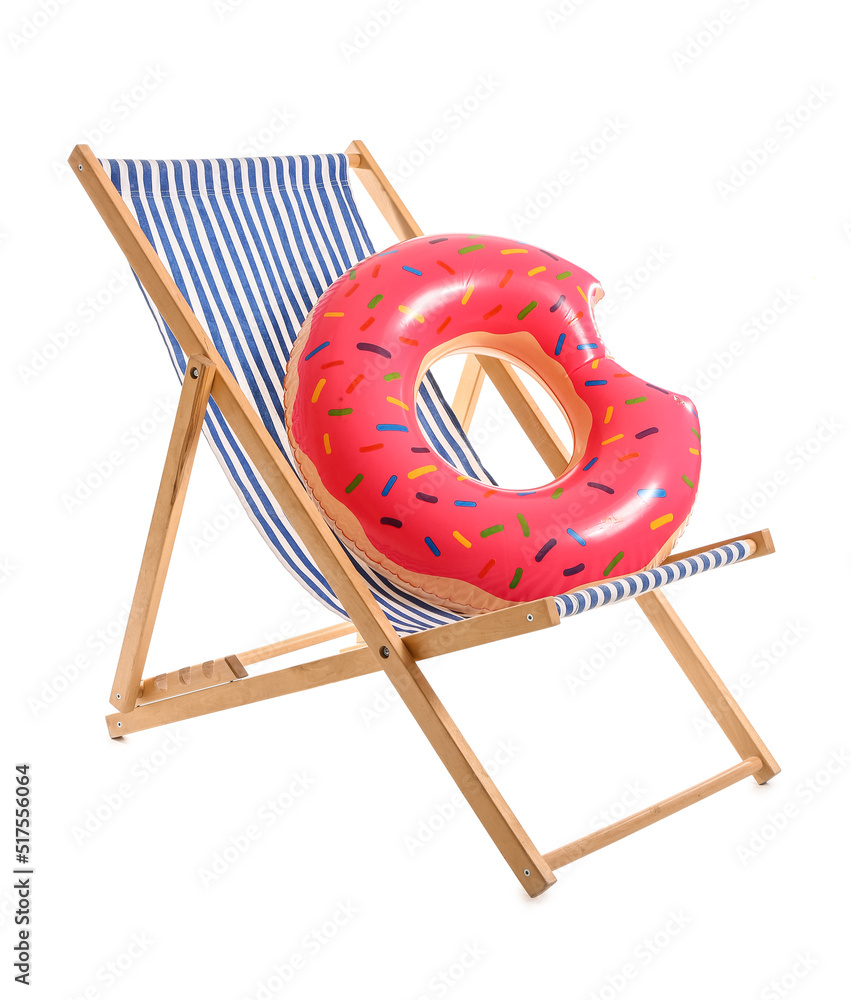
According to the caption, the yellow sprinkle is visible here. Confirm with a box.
[527,266,546,276]
[461,284,474,305]
[386,396,409,410]
[457,475,467,481]
[604,405,613,424]
[324,312,344,317]
[577,285,588,303]
[453,531,472,548]
[398,304,425,323]
[650,513,674,530]
[311,378,326,403]
[689,447,700,455]
[501,248,528,254]
[602,434,623,445]
[408,465,437,479]
[323,433,331,454]
[591,359,600,369]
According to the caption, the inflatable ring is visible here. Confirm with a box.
[284,234,701,615]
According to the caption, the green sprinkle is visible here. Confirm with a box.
[516,513,530,538]
[517,301,537,321]
[551,487,564,499]
[328,408,353,416]
[458,244,485,254]
[367,294,383,308]
[480,524,504,538]
[691,427,701,440]
[556,270,572,279]
[345,474,363,494]
[384,372,401,381]
[603,551,624,577]
[682,474,694,488]
[509,567,523,590]
[625,396,647,405]
[348,269,357,279]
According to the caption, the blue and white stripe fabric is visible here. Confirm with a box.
[554,542,750,618]
[102,154,751,634]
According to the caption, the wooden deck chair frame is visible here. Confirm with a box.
[70,139,779,897]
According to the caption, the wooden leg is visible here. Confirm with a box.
[636,590,780,783]
[109,355,215,711]
[452,355,487,432]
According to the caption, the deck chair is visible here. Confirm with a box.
[69,140,780,897]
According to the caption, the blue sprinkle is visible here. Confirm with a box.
[381,475,397,497]
[555,333,565,356]
[517,490,536,496]
[638,488,667,498]
[582,457,598,471]
[424,536,441,556]
[576,343,598,350]
[585,379,607,386]
[566,528,586,546]
[304,340,330,361]
[454,500,477,507]
[402,266,423,275]
[376,424,408,432]
[378,248,399,256]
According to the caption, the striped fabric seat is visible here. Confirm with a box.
[102,153,737,633]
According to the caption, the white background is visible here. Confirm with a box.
[3,0,849,997]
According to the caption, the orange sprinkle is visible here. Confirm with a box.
[483,305,503,319]
[499,269,513,288]
[614,373,631,378]
[344,282,359,297]
[650,513,674,530]
[408,465,437,479]
[311,378,326,403]
[437,316,452,334]
[359,443,383,452]
[372,264,381,277]
[618,452,639,461]
[323,433,331,454]
[483,488,497,498]
[437,260,456,274]
[360,317,375,331]
[346,374,364,394]
[321,359,344,369]
[324,311,344,317]
[478,558,496,578]
[399,336,419,346]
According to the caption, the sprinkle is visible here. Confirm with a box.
[689,447,700,455]
[305,341,330,361]
[328,408,352,416]
[603,551,624,576]
[635,427,658,439]
[483,489,498,498]
[604,406,613,424]
[437,316,452,333]
[411,447,430,453]
[346,374,364,393]
[323,433,331,454]
[321,360,344,369]
[516,513,530,537]
[360,443,383,452]
[478,559,496,578]
[646,383,669,394]
[372,264,381,277]
[528,266,546,276]
[614,373,631,378]
[459,243,484,254]
[588,482,615,494]
[387,396,409,410]
[360,317,375,331]
[563,563,585,576]
[429,237,449,244]
[461,284,474,305]
[625,396,647,405]
[384,372,401,381]
[454,500,477,507]
[453,531,472,548]
[344,282,359,297]
[481,524,504,537]
[583,457,598,471]
[602,434,623,445]
[577,343,597,350]
[517,301,537,320]
[483,305,503,319]
[551,487,564,499]
[381,475,397,496]
[416,492,438,503]
[638,488,666,498]
[408,465,437,479]
[377,423,408,432]
[585,379,607,386]
[378,248,399,256]
[650,513,674,530]
[367,294,383,308]
[398,304,425,323]
[591,359,600,369]
[399,336,419,346]
[348,269,357,279]
[345,474,363,493]
[569,310,584,323]
[682,474,694,488]
[324,311,344,318]
[311,379,326,403]
[501,248,528,254]
[691,427,701,440]
[517,491,536,496]
[437,260,456,274]
[535,538,557,562]
[499,270,513,288]
[357,342,391,358]
[618,452,639,461]
[555,333,566,356]
[381,517,402,528]
[550,294,566,312]
[402,266,422,275]
[509,568,523,590]
[556,270,572,279]
[424,536,441,556]
[566,528,586,546]
[577,285,589,303]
